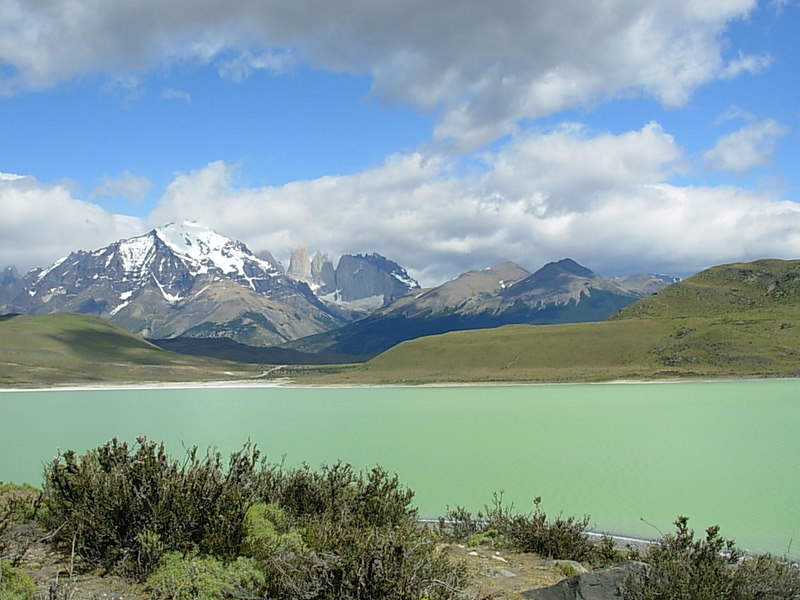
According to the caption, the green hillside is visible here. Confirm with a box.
[0,313,265,387]
[313,259,800,384]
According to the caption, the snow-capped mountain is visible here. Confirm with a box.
[0,222,348,345]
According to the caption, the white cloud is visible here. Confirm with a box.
[161,88,192,103]
[4,118,800,283]
[216,48,293,82]
[148,123,800,285]
[703,119,788,174]
[0,174,145,272]
[0,0,764,149]
[718,51,773,79]
[90,171,152,203]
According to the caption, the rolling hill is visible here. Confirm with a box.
[0,313,266,387]
[312,259,800,384]
[287,259,673,356]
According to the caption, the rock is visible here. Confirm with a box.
[491,554,510,564]
[288,247,312,281]
[480,567,517,579]
[522,561,649,600]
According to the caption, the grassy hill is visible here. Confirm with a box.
[307,259,800,384]
[0,313,267,387]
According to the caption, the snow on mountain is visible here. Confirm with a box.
[0,221,350,346]
[154,221,281,283]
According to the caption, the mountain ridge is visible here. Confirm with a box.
[287,258,674,356]
[322,258,800,384]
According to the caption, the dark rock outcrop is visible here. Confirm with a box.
[522,561,649,600]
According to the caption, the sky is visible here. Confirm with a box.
[1,0,798,286]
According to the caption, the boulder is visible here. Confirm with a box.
[522,561,649,600]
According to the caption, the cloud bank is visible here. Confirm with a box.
[3,119,798,284]
[0,174,144,271]
[0,0,766,149]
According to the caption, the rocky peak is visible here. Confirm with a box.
[327,253,420,309]
[255,249,284,274]
[311,251,336,293]
[0,265,20,286]
[533,258,597,281]
[288,247,312,281]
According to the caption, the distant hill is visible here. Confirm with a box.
[149,337,370,365]
[316,258,800,384]
[0,313,265,387]
[287,259,673,356]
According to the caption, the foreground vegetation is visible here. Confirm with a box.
[2,439,798,599]
[0,313,266,387]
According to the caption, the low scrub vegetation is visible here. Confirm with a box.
[624,516,800,600]
[0,562,36,600]
[2,439,793,600]
[439,493,622,567]
[39,438,467,599]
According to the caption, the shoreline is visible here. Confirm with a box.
[1,374,797,393]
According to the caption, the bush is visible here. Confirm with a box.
[241,502,306,562]
[252,468,466,600]
[40,438,264,579]
[0,484,39,567]
[730,553,800,599]
[441,494,609,564]
[146,552,264,600]
[624,516,800,600]
[263,461,416,527]
[38,438,470,600]
[0,562,36,600]
[298,515,466,600]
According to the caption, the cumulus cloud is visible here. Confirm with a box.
[0,0,764,149]
[4,119,799,283]
[148,123,800,285]
[90,171,152,203]
[703,118,788,174]
[0,174,145,272]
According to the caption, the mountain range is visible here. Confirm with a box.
[0,221,676,358]
[286,258,677,356]
[0,222,418,347]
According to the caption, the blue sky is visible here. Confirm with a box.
[1,0,798,285]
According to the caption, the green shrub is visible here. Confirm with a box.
[625,519,800,599]
[298,515,466,600]
[442,494,599,563]
[0,484,40,567]
[496,497,595,562]
[241,502,306,561]
[146,552,264,600]
[39,438,470,600]
[730,553,800,599]
[264,461,416,527]
[0,562,36,600]
[252,468,466,600]
[0,483,38,529]
[40,438,264,580]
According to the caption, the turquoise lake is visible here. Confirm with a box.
[1,380,798,556]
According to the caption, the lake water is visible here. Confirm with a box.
[1,380,798,557]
